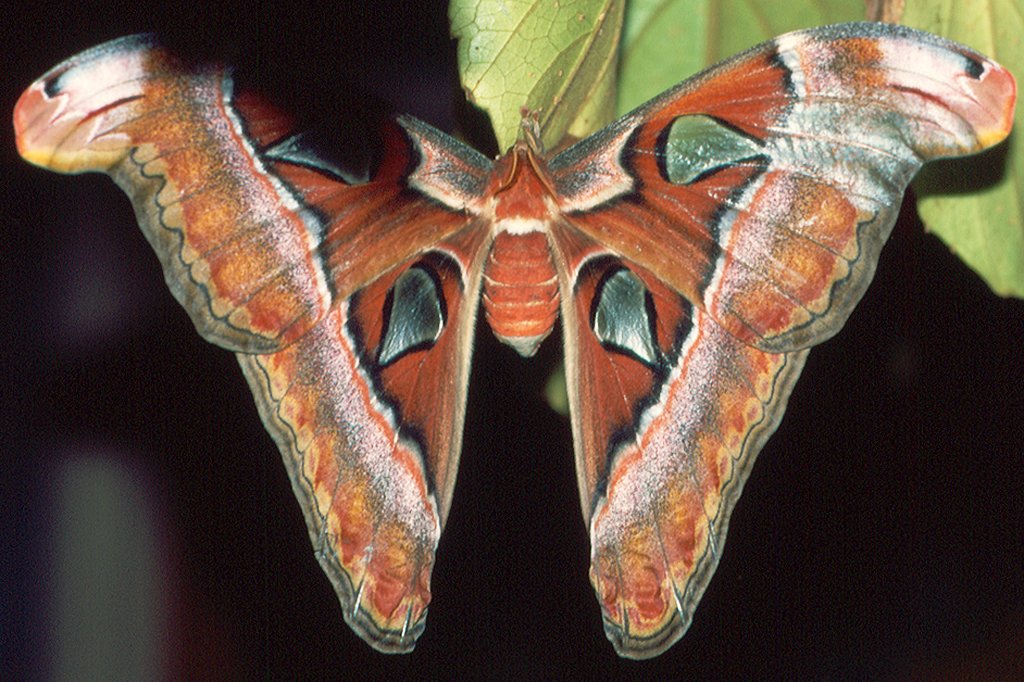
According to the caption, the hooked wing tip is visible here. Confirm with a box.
[13,35,156,173]
[974,60,1017,150]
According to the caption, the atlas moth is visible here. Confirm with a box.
[14,22,1015,658]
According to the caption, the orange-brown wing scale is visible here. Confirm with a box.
[548,23,1015,658]
[14,34,495,652]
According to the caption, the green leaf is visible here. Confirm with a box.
[901,0,1024,298]
[449,0,625,151]
[618,0,863,113]
[544,363,570,416]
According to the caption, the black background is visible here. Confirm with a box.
[4,1,1023,678]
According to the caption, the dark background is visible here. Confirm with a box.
[3,1,1022,678]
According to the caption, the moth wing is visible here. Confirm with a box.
[550,22,1016,353]
[548,22,1015,658]
[15,35,495,652]
[552,227,807,657]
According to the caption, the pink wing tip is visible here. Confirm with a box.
[974,58,1017,149]
[13,40,152,173]
[13,80,58,165]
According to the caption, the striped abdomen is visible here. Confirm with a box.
[482,229,559,357]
